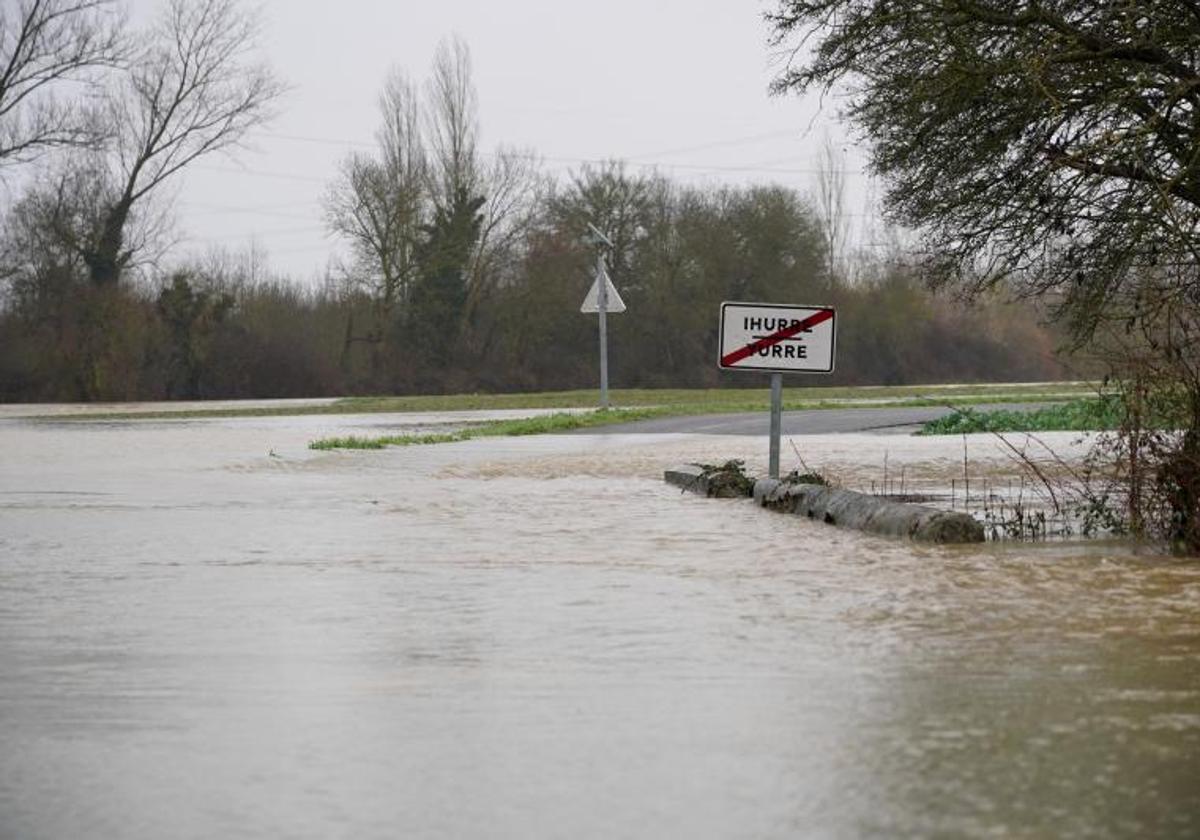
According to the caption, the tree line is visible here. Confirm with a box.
[0,3,1070,402]
[0,163,1070,401]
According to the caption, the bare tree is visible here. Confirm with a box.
[0,0,126,170]
[325,37,541,360]
[424,35,478,214]
[813,131,847,284]
[324,69,426,317]
[424,37,542,335]
[465,145,540,317]
[1,153,171,301]
[84,0,283,286]
[549,160,657,284]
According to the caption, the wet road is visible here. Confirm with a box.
[1,411,1198,839]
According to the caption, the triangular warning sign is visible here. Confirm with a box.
[580,266,626,313]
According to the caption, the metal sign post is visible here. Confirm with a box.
[768,372,783,478]
[596,251,609,409]
[718,301,837,480]
[580,224,626,410]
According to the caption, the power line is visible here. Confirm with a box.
[269,242,345,256]
[197,156,866,186]
[625,130,801,161]
[194,164,328,183]
[183,225,328,242]
[258,131,373,149]
[182,199,322,211]
[259,128,816,164]
[594,158,867,176]
[180,201,319,221]
[243,130,867,176]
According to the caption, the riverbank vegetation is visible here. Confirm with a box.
[770,0,1200,551]
[919,398,1124,436]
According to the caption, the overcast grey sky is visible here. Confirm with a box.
[135,0,878,281]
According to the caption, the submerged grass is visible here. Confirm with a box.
[308,407,667,450]
[918,397,1123,435]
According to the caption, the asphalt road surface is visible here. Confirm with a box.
[589,403,1053,436]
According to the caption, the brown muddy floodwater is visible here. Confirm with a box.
[1,411,1199,839]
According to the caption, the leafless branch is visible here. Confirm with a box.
[0,0,127,169]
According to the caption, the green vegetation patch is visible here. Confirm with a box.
[309,432,465,450]
[32,381,1096,421]
[782,470,830,486]
[693,459,756,498]
[918,398,1124,436]
[308,407,666,450]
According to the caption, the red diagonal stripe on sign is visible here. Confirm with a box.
[721,309,834,367]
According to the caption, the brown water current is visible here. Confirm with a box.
[1,413,1199,838]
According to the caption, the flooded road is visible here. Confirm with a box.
[2,412,1199,838]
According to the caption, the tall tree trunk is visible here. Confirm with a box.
[84,197,132,286]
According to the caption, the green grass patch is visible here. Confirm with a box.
[918,397,1123,436]
[308,407,668,450]
[308,432,465,450]
[327,382,1096,415]
[29,381,1097,421]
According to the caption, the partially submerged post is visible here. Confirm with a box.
[718,302,837,478]
[768,373,783,478]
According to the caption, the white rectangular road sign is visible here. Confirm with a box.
[718,301,836,373]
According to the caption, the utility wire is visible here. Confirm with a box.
[197,156,866,184]
[624,129,801,161]
[180,201,319,221]
[183,225,328,242]
[243,130,867,176]
[194,164,328,183]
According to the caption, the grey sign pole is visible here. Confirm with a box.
[768,372,783,478]
[597,251,609,409]
[587,224,614,410]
